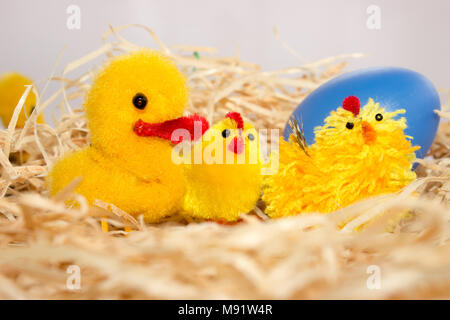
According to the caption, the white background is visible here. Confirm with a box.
[0,0,448,120]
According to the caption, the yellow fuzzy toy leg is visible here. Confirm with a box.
[101,217,109,233]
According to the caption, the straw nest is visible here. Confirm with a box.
[0,25,449,299]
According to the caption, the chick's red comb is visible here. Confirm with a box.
[342,95,360,116]
[225,112,244,129]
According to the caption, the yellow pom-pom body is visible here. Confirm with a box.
[183,117,262,222]
[263,98,419,218]
[49,147,185,222]
[0,72,44,128]
[48,50,189,222]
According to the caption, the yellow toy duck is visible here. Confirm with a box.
[263,96,418,218]
[183,112,262,222]
[48,50,208,223]
[0,72,45,163]
[0,72,44,128]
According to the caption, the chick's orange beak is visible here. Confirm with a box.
[133,114,209,144]
[228,136,244,154]
[362,121,377,145]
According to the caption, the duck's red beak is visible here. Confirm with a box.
[133,114,209,144]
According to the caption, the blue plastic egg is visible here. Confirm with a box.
[284,67,441,160]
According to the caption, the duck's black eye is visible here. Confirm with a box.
[133,93,147,110]
[29,106,35,115]
[346,122,354,130]
[375,113,383,121]
[248,133,255,141]
[222,129,230,138]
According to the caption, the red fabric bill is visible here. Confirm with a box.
[134,114,209,144]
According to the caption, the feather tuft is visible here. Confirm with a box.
[288,116,309,156]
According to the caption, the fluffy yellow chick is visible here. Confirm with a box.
[0,72,44,128]
[182,112,262,222]
[48,50,208,223]
[263,96,419,218]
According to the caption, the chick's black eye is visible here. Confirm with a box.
[248,133,255,141]
[133,93,147,110]
[375,113,383,121]
[29,106,35,114]
[346,122,354,129]
[222,129,230,138]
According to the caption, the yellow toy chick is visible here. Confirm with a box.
[263,96,419,218]
[48,50,208,222]
[183,112,262,222]
[0,72,44,128]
